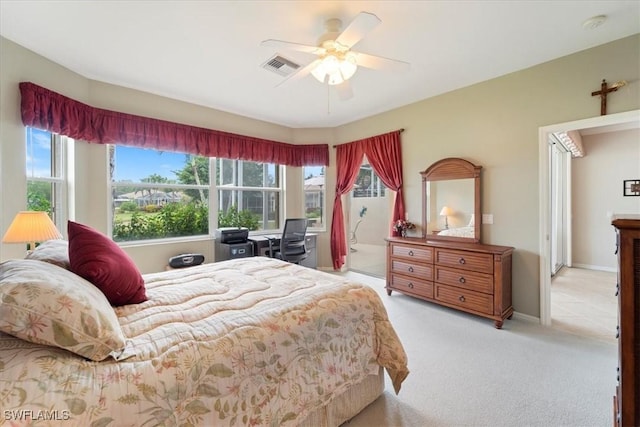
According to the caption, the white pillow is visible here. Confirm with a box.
[25,239,70,270]
[0,259,126,361]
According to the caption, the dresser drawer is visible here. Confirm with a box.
[435,248,493,274]
[389,273,434,299]
[435,266,494,294]
[434,284,494,314]
[391,244,433,263]
[391,259,433,280]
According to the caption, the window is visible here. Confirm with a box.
[216,159,282,231]
[353,163,386,198]
[26,128,66,230]
[109,145,210,242]
[303,166,325,229]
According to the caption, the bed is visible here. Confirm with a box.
[0,236,408,426]
[437,226,475,238]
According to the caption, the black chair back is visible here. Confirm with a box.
[277,218,308,264]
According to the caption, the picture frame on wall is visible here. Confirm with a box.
[623,179,640,197]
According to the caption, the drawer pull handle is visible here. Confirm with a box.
[458,295,465,302]
[408,250,414,256]
[616,325,619,339]
[408,266,414,273]
[408,283,414,289]
[615,283,619,297]
[459,277,466,284]
[458,258,466,264]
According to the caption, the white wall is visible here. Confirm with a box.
[572,128,640,270]
[348,194,393,246]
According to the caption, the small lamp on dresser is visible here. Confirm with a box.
[2,211,63,253]
[440,206,453,229]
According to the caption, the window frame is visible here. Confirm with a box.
[215,158,284,233]
[26,128,68,232]
[303,166,326,231]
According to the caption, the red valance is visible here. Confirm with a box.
[19,82,328,166]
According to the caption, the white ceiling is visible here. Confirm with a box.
[1,1,639,129]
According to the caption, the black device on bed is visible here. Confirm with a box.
[169,253,205,268]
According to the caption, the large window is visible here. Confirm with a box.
[303,166,325,229]
[216,159,282,231]
[26,128,66,230]
[110,146,210,242]
[110,147,284,241]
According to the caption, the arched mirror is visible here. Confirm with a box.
[421,158,481,243]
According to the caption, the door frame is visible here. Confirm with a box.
[538,109,640,326]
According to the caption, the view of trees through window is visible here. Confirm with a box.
[216,159,281,231]
[110,146,210,241]
[26,128,65,230]
[110,146,283,241]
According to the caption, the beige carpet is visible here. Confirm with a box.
[336,271,617,427]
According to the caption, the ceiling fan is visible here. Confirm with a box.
[261,11,410,100]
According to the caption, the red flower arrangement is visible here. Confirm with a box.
[394,219,415,236]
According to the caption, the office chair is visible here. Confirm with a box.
[267,218,308,264]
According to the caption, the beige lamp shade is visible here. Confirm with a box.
[440,206,453,229]
[439,206,453,217]
[2,211,62,248]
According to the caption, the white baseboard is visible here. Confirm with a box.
[512,311,540,324]
[571,263,617,273]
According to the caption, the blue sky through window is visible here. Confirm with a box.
[113,146,189,182]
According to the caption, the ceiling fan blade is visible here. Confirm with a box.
[353,51,410,72]
[335,12,381,48]
[275,59,321,88]
[335,80,354,101]
[261,39,325,55]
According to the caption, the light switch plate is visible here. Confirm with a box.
[482,214,494,224]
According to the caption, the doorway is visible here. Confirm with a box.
[538,109,640,326]
[348,159,391,278]
[548,135,570,276]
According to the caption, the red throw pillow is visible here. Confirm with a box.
[68,221,147,306]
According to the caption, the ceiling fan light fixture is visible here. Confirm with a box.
[310,52,358,85]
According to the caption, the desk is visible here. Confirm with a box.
[249,234,317,269]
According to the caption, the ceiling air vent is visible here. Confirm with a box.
[262,55,300,77]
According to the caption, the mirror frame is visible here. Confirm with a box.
[421,157,482,243]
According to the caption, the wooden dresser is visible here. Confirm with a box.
[612,216,640,427]
[386,236,513,328]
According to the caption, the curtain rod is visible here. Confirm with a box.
[332,128,405,148]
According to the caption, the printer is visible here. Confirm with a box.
[214,227,253,261]
[215,227,249,244]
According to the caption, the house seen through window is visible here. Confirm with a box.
[303,166,325,229]
[110,145,284,242]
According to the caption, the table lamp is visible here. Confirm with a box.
[2,211,63,252]
[440,206,453,229]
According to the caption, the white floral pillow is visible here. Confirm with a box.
[25,239,70,270]
[0,259,126,361]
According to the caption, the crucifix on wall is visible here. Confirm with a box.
[591,79,627,115]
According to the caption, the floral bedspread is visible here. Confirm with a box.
[0,257,408,426]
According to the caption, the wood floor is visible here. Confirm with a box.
[550,267,617,343]
[351,245,618,342]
